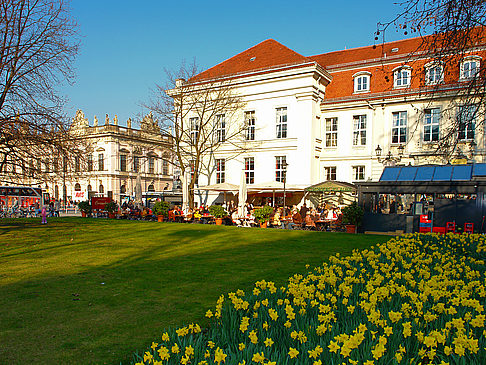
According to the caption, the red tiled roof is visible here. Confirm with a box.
[191,39,312,82]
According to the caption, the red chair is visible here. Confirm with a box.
[446,222,456,233]
[464,223,474,234]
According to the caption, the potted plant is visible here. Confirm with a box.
[254,205,274,228]
[153,201,170,222]
[341,202,364,233]
[104,201,118,219]
[78,200,91,217]
[209,205,227,225]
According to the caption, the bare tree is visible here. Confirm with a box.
[377,0,486,161]
[147,61,247,208]
[0,0,81,186]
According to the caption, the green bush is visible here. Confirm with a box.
[104,201,118,213]
[77,200,91,214]
[253,205,274,222]
[209,205,227,218]
[341,201,364,226]
[153,201,170,217]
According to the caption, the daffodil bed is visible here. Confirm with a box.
[132,233,486,365]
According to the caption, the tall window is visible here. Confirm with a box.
[353,115,367,146]
[424,108,440,142]
[275,156,286,182]
[74,157,80,172]
[98,153,104,171]
[245,157,254,184]
[458,105,476,141]
[325,117,338,147]
[461,58,480,79]
[426,64,443,84]
[392,111,407,144]
[353,166,365,181]
[215,114,225,142]
[162,159,169,175]
[276,107,287,139]
[120,155,127,172]
[190,117,199,144]
[354,73,370,92]
[216,159,225,184]
[324,166,336,181]
[87,154,93,172]
[99,184,104,194]
[245,111,255,140]
[394,67,411,87]
[148,156,155,173]
[133,156,140,173]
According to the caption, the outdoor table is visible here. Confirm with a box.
[280,218,293,229]
[315,220,332,231]
[200,215,215,224]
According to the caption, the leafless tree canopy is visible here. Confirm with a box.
[377,0,486,160]
[0,0,80,185]
[147,61,247,208]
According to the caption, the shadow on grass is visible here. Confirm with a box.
[0,218,389,365]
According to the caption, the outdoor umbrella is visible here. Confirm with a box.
[238,169,247,217]
[134,174,143,207]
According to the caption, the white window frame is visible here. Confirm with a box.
[133,156,140,173]
[325,117,338,147]
[216,159,225,184]
[324,166,336,181]
[244,157,254,184]
[276,107,287,139]
[148,156,155,174]
[275,156,286,182]
[393,66,411,88]
[353,166,365,181]
[353,71,371,92]
[423,108,440,143]
[352,115,367,146]
[460,56,481,80]
[120,154,127,172]
[245,111,255,141]
[392,111,407,144]
[457,105,477,141]
[98,153,104,171]
[215,114,225,143]
[189,117,199,144]
[425,63,444,85]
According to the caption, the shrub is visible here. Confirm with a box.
[253,205,274,223]
[153,201,170,217]
[77,200,91,214]
[209,205,227,218]
[104,201,118,213]
[341,201,364,226]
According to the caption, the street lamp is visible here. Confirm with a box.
[282,161,288,217]
[375,144,404,165]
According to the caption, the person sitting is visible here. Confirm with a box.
[305,211,316,230]
[288,209,302,230]
[272,208,282,228]
[185,208,194,223]
[193,209,202,222]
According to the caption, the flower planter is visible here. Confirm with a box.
[81,211,86,218]
[157,215,164,223]
[108,213,116,219]
[215,218,223,225]
[345,224,356,234]
[260,221,268,228]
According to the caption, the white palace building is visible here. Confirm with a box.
[178,32,486,207]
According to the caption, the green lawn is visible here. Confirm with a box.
[0,218,390,365]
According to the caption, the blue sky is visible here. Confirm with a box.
[63,0,408,126]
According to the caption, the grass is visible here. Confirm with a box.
[0,218,390,365]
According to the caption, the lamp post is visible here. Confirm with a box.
[282,161,288,217]
[375,144,404,166]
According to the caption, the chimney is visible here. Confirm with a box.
[175,78,185,87]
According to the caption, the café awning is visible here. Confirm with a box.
[195,182,239,192]
[305,181,357,193]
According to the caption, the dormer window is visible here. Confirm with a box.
[394,66,411,88]
[425,62,443,85]
[353,71,371,92]
[460,56,481,80]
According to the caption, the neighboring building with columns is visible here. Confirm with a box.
[46,110,174,204]
[175,34,485,207]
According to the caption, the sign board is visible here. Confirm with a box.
[73,191,86,202]
[91,197,112,210]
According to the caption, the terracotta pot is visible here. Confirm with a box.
[260,221,268,228]
[108,213,115,219]
[157,215,164,222]
[345,224,356,233]
[215,218,223,225]
[81,211,86,218]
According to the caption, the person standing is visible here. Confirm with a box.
[54,199,60,217]
[41,205,48,224]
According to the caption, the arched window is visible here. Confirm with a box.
[393,66,411,88]
[120,185,126,194]
[55,185,59,200]
[460,56,481,80]
[148,184,155,192]
[353,71,371,92]
[87,184,92,192]
[99,184,104,194]
[74,183,81,191]
[425,62,443,85]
